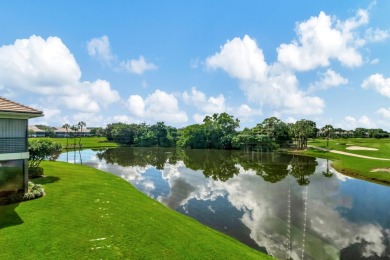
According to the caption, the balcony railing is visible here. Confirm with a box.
[0,137,27,154]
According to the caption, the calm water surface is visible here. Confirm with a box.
[57,147,390,260]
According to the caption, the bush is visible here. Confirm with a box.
[28,139,62,168]
[1,181,45,205]
[28,167,44,178]
[23,182,45,200]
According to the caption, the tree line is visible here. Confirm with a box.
[104,113,390,151]
[33,113,390,151]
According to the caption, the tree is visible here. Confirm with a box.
[354,128,367,138]
[28,139,62,168]
[321,124,334,147]
[77,121,86,147]
[70,125,79,148]
[62,123,71,148]
[90,127,105,137]
[203,113,240,149]
[177,124,208,149]
[258,117,291,146]
[294,120,316,149]
[151,122,170,147]
[135,123,157,146]
[289,155,317,185]
[322,159,333,178]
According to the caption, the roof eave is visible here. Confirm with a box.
[0,111,44,119]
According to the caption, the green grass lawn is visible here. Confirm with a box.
[0,161,270,259]
[304,138,390,185]
[33,137,119,149]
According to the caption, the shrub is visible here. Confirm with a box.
[28,167,44,178]
[1,181,45,205]
[28,139,62,168]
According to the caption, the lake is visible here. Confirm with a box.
[57,147,390,259]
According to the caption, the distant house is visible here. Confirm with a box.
[28,125,46,137]
[0,97,43,199]
[53,127,70,138]
[53,127,91,137]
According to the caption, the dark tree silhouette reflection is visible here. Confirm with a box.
[95,148,318,185]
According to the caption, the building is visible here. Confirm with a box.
[0,97,43,199]
[53,127,91,137]
[28,125,46,137]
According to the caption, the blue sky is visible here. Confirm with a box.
[1,1,390,130]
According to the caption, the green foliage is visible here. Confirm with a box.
[28,167,44,178]
[177,124,208,148]
[321,124,334,146]
[291,119,316,149]
[1,181,45,205]
[106,122,178,147]
[28,139,62,168]
[23,181,45,200]
[232,117,288,152]
[178,113,240,149]
[203,112,240,149]
[89,127,105,136]
[62,123,71,148]
[106,122,137,144]
[256,117,290,145]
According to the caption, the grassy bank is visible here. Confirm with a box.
[33,137,119,149]
[302,138,390,185]
[0,161,270,259]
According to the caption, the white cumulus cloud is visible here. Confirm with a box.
[308,69,349,92]
[0,35,81,93]
[183,87,226,114]
[127,89,188,124]
[205,36,324,116]
[0,35,120,118]
[87,35,157,75]
[362,73,390,98]
[87,35,115,64]
[206,35,267,82]
[277,10,368,71]
[376,108,390,119]
[182,87,262,122]
[120,55,157,75]
[342,115,376,129]
[365,28,390,42]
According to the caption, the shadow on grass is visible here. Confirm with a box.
[308,148,329,153]
[33,176,60,185]
[0,202,23,229]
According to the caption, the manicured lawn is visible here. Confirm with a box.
[0,161,270,259]
[304,138,390,185]
[309,138,390,158]
[33,137,119,149]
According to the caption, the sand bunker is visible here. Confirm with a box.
[346,146,378,151]
[371,168,390,173]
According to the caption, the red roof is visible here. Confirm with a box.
[0,97,43,115]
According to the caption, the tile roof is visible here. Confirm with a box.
[0,97,43,114]
[28,125,46,132]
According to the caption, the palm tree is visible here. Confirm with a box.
[78,121,86,148]
[62,124,71,148]
[322,159,333,178]
[70,125,79,148]
[294,120,316,149]
[321,125,334,147]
